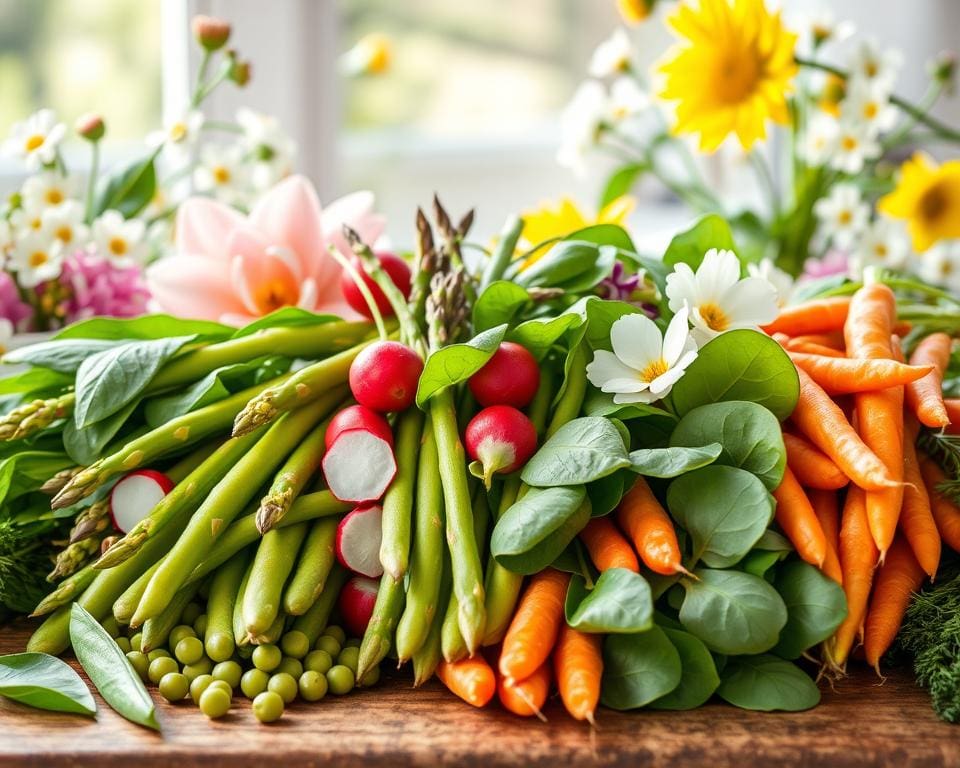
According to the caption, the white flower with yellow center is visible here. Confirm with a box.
[0,219,12,261]
[557,80,608,176]
[9,205,45,237]
[194,143,250,206]
[805,10,855,50]
[849,217,910,276]
[237,108,297,191]
[10,232,64,287]
[829,121,881,175]
[801,111,840,167]
[665,248,779,345]
[849,39,902,92]
[20,172,76,210]
[148,110,204,164]
[842,80,897,138]
[608,77,649,121]
[918,240,960,293]
[92,210,147,267]
[42,200,88,250]
[2,109,66,170]
[814,182,869,248]
[589,28,634,78]
[747,258,795,308]
[586,306,698,405]
[339,34,391,77]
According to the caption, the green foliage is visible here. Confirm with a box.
[0,652,95,716]
[521,416,631,487]
[716,655,820,711]
[601,626,682,710]
[415,324,507,407]
[565,568,654,634]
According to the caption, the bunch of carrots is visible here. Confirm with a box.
[765,283,958,674]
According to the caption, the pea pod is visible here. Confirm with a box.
[206,550,250,662]
[379,407,424,580]
[242,522,307,641]
[141,580,202,653]
[292,565,348,644]
[283,518,338,616]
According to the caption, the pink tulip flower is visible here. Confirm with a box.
[147,175,385,325]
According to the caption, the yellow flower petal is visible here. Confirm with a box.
[879,152,960,252]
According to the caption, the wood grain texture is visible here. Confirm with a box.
[0,624,957,767]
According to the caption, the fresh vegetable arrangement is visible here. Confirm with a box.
[0,198,956,728]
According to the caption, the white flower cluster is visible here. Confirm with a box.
[558,29,650,175]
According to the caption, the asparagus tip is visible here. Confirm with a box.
[232,396,279,436]
[255,497,288,535]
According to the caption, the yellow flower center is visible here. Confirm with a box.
[838,210,852,225]
[864,102,879,119]
[841,135,858,151]
[639,358,668,383]
[699,301,730,332]
[865,60,879,78]
[24,134,45,152]
[169,122,188,142]
[716,52,761,105]
[45,189,64,205]
[29,250,48,267]
[919,182,949,224]
[874,244,888,258]
[108,237,128,256]
[55,226,73,243]
[212,166,231,184]
[257,281,298,313]
[29,217,42,230]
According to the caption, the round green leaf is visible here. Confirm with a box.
[716,655,820,711]
[601,626,682,710]
[649,628,720,710]
[415,324,508,407]
[521,416,631,487]
[565,568,654,633]
[773,560,848,659]
[629,444,722,478]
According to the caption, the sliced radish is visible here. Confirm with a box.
[325,405,393,450]
[109,469,175,533]
[337,575,380,636]
[335,504,384,578]
[322,428,397,503]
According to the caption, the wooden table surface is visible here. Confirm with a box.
[0,625,957,767]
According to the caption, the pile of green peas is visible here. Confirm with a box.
[104,604,379,724]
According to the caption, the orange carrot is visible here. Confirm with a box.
[946,398,960,434]
[808,489,843,585]
[791,366,898,491]
[785,339,847,358]
[579,517,639,573]
[905,333,953,428]
[497,662,551,720]
[615,477,686,576]
[790,331,847,350]
[843,282,896,360]
[554,624,602,725]
[763,296,850,336]
[900,415,941,579]
[829,486,879,667]
[919,456,960,553]
[787,351,933,395]
[499,568,569,683]
[436,656,496,708]
[783,432,849,490]
[772,466,827,567]
[862,535,926,673]
[857,384,905,558]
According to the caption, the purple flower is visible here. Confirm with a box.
[58,249,151,323]
[0,272,34,332]
[597,261,642,301]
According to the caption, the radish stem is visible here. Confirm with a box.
[326,244,388,341]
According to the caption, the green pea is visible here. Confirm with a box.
[207,679,233,698]
[114,636,131,654]
[360,664,381,688]
[304,649,333,675]
[147,648,171,663]
[148,656,179,685]
[240,668,270,699]
[298,670,327,702]
[189,674,215,702]
[252,691,284,723]
[277,656,303,680]
[199,686,231,718]
[168,624,197,648]
[175,636,204,666]
[101,616,121,639]
[205,633,234,664]
[159,672,190,702]
[337,646,360,675]
[326,664,355,695]
[252,644,282,672]
[183,657,214,681]
[193,613,208,638]
[267,672,298,704]
[180,602,202,627]
[126,651,149,682]
[322,625,346,645]
[314,635,341,658]
[212,660,243,689]
[129,632,143,652]
[343,638,361,649]
[280,630,310,659]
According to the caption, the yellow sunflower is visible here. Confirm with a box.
[879,152,960,252]
[657,0,798,152]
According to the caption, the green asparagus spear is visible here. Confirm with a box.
[48,537,100,582]
[0,392,75,441]
[479,215,523,292]
[412,550,452,687]
[141,580,202,652]
[356,573,405,682]
[282,517,338,616]
[242,522,307,641]
[291,565,347,645]
[204,550,250,662]
[112,561,160,625]
[30,563,96,617]
[232,562,253,648]
[380,406,423,580]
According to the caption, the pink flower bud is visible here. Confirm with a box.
[192,15,231,52]
[75,113,105,141]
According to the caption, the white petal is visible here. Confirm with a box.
[610,313,662,370]
[586,350,639,390]
[661,306,692,366]
[665,263,697,313]
[613,388,658,405]
[719,278,780,326]
[649,365,687,396]
[696,249,741,300]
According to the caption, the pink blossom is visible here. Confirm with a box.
[147,175,385,325]
[801,249,850,282]
[0,272,34,331]
[59,249,151,322]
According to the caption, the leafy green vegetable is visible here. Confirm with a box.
[649,628,719,710]
[564,223,636,253]
[507,315,582,361]
[583,387,677,424]
[773,561,847,659]
[600,164,646,208]
[663,214,737,272]
[0,652,95,716]
[586,469,631,517]
[516,241,616,294]
[667,465,774,568]
[415,324,507,407]
[3,339,123,374]
[565,568,654,633]
[473,281,530,331]
[55,314,230,342]
[668,330,800,421]
[228,308,342,337]
[628,444,722,478]
[670,401,786,490]
[521,416,631,487]
[69,603,159,730]
[0,518,60,613]
[679,568,788,655]
[0,367,72,397]
[0,451,74,505]
[716,655,820,711]
[601,626,682,710]
[63,399,139,465]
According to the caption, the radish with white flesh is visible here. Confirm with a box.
[322,428,397,503]
[325,405,393,450]
[348,340,423,413]
[109,469,175,533]
[468,341,540,408]
[340,253,412,320]
[335,504,384,577]
[465,405,538,489]
[338,575,380,636]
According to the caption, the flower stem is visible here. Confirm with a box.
[191,50,212,108]
[84,141,100,223]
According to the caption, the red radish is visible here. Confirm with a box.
[340,252,412,319]
[349,340,423,413]
[465,405,538,488]
[335,504,384,577]
[325,405,393,450]
[338,575,380,636]
[322,428,397,503]
[468,342,540,408]
[109,469,175,533]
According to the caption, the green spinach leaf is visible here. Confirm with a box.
[565,568,654,633]
[601,626,682,710]
[716,654,820,711]
[0,652,95,716]
[473,281,530,331]
[629,444,722,478]
[415,325,508,407]
[521,416,631,487]
[773,561,847,659]
[663,214,737,272]
[649,628,719,710]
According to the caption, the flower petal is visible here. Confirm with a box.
[665,262,697,313]
[719,277,780,327]
[613,388,658,404]
[147,255,247,322]
[175,197,245,263]
[696,248,741,299]
[322,190,387,258]
[661,305,692,365]
[250,174,327,280]
[610,313,663,370]
[586,349,640,390]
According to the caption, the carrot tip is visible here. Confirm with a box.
[675,564,698,580]
[585,710,597,729]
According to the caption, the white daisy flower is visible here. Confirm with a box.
[589,28,633,78]
[665,248,779,345]
[194,143,251,207]
[747,258,795,308]
[848,39,903,92]
[0,219,12,260]
[842,80,898,138]
[148,110,204,165]
[2,109,66,170]
[10,232,64,287]
[91,210,147,267]
[801,111,840,166]
[814,183,869,249]
[849,217,911,276]
[557,80,608,176]
[829,121,881,175]
[586,306,698,405]
[42,200,88,251]
[917,240,960,293]
[9,205,45,237]
[807,10,855,49]
[20,172,76,210]
[236,108,297,191]
[0,318,13,355]
[608,77,650,121]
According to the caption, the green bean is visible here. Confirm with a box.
[232,561,253,648]
[141,580,202,653]
[112,561,160,625]
[242,522,307,641]
[356,573,405,682]
[291,565,347,645]
[205,550,249,663]
[412,549,452,687]
[282,517,338,616]
[379,407,423,580]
